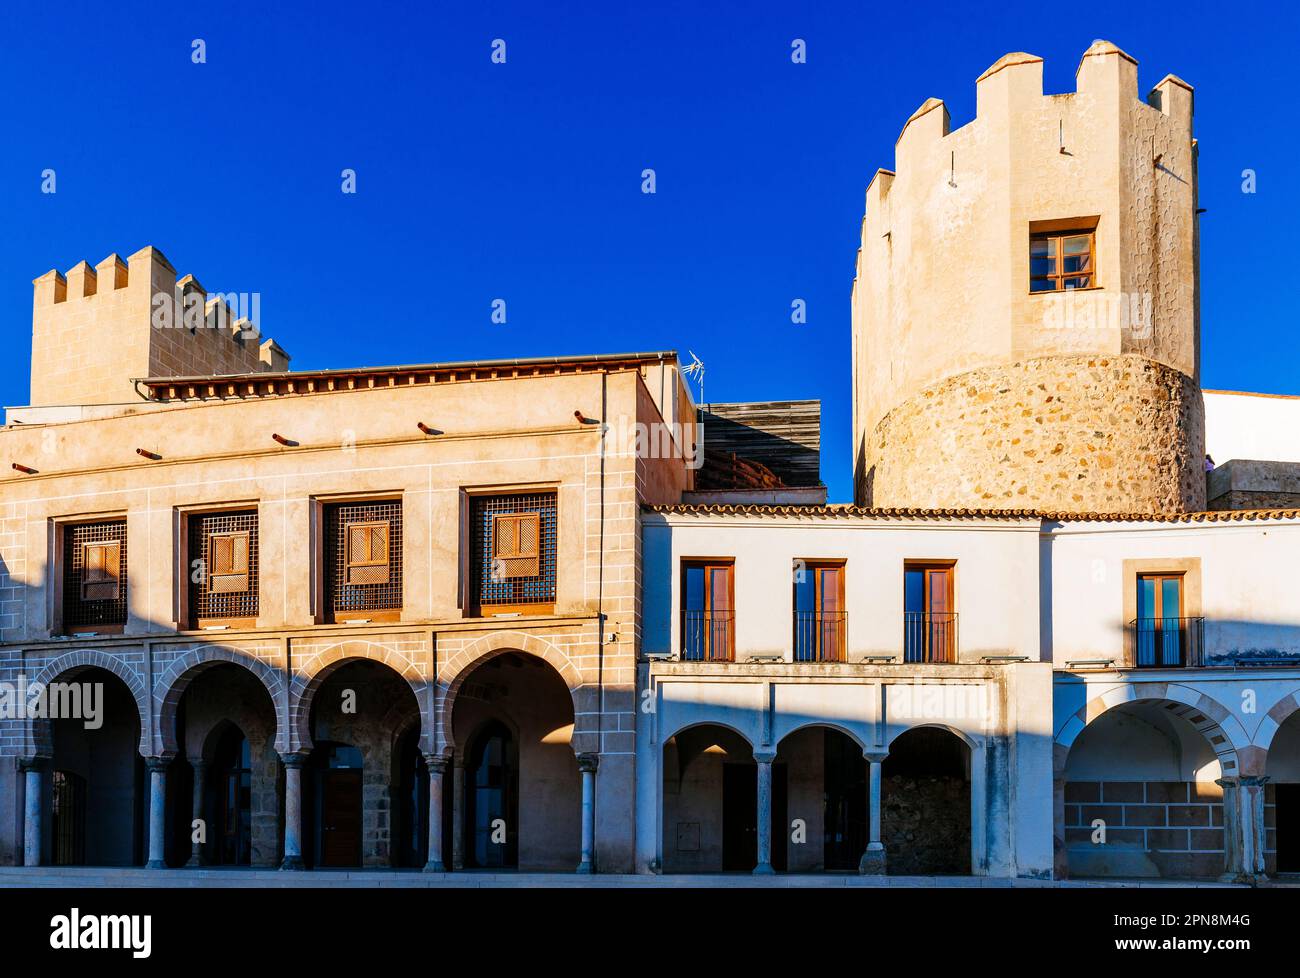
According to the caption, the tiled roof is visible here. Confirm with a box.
[136,351,679,402]
[644,503,1300,524]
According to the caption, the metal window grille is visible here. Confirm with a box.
[325,500,403,618]
[188,510,259,623]
[62,519,128,630]
[471,492,557,609]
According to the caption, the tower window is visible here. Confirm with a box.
[1030,229,1095,292]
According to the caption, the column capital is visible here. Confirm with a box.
[864,752,889,764]
[424,753,450,775]
[1240,775,1271,788]
[145,756,172,774]
[753,751,776,764]
[189,757,209,772]
[576,752,600,774]
[18,756,50,772]
[1215,777,1239,789]
[279,751,311,769]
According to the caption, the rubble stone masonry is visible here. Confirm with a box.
[863,354,1206,513]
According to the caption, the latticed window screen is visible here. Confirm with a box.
[188,510,259,623]
[472,492,557,609]
[325,500,403,619]
[62,519,127,630]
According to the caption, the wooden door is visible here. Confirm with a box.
[320,770,363,867]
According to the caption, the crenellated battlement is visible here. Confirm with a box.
[851,41,1204,513]
[29,246,291,407]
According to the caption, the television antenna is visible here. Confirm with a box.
[683,350,705,405]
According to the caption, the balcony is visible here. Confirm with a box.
[1130,617,1205,668]
[793,611,847,662]
[681,610,735,662]
[903,612,958,664]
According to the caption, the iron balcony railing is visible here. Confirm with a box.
[793,611,847,662]
[903,611,959,664]
[681,610,735,662]
[1130,617,1205,668]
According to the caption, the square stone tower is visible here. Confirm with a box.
[852,41,1204,513]
[29,245,289,407]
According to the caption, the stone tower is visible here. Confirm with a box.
[29,245,289,407]
[852,41,1205,513]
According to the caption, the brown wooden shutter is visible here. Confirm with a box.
[81,541,121,601]
[346,520,391,584]
[208,531,250,593]
[492,512,540,578]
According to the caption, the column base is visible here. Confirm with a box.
[752,863,775,876]
[1220,871,1267,887]
[280,855,305,871]
[145,859,167,870]
[185,854,206,868]
[423,860,447,874]
[576,859,594,874]
[859,843,887,875]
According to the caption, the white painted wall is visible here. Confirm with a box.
[1204,390,1300,465]
[1048,519,1300,665]
[641,513,1041,662]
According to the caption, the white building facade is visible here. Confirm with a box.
[637,506,1300,881]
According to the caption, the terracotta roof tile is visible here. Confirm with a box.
[644,503,1300,524]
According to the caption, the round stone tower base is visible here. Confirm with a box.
[862,354,1206,514]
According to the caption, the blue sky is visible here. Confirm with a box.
[1,0,1296,502]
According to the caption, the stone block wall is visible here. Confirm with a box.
[1064,780,1228,878]
[862,354,1205,514]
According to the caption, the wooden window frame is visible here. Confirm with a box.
[1029,227,1097,293]
[208,531,251,594]
[464,487,558,618]
[56,517,128,636]
[345,519,392,585]
[182,507,260,631]
[903,560,957,663]
[491,512,541,579]
[680,558,735,662]
[792,560,846,662]
[80,540,122,602]
[320,497,404,624]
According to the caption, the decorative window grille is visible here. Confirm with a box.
[325,500,403,620]
[471,492,557,611]
[188,510,259,624]
[62,519,128,630]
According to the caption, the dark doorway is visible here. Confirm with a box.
[465,721,518,868]
[49,668,145,866]
[1277,783,1300,873]
[211,726,252,865]
[721,762,787,871]
[882,727,971,875]
[395,728,428,868]
[52,770,87,865]
[312,743,363,868]
[824,731,867,870]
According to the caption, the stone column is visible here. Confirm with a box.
[145,757,170,869]
[186,760,208,867]
[1220,776,1269,884]
[423,754,448,873]
[576,753,599,874]
[451,758,466,870]
[860,752,887,874]
[754,751,775,875]
[280,751,308,870]
[1240,776,1269,882]
[20,757,46,867]
[1222,780,1274,884]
